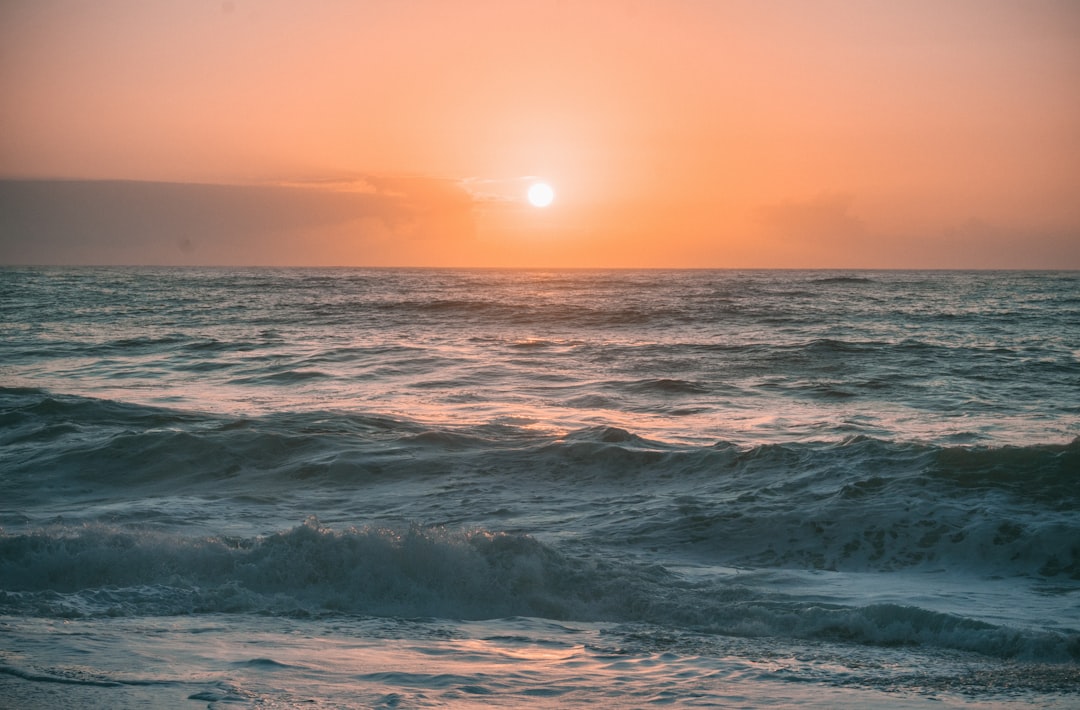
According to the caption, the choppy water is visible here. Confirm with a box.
[2,267,1078,708]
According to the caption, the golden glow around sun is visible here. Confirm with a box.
[527,182,555,208]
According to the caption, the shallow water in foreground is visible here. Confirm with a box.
[1,268,1078,707]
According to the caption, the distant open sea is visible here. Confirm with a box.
[2,267,1078,708]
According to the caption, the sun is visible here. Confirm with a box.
[527,182,555,208]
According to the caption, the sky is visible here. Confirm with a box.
[1,0,1078,268]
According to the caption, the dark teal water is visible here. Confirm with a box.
[2,268,1078,707]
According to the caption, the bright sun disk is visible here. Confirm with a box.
[527,182,555,208]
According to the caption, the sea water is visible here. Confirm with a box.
[1,267,1077,708]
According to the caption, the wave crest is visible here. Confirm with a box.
[1,520,1075,661]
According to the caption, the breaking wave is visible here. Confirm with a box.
[1,520,1076,662]
[3,388,1077,581]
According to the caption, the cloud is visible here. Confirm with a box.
[755,193,866,246]
[460,175,548,205]
[0,177,475,265]
[932,217,1080,269]
[749,195,1080,267]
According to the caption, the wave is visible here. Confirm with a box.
[624,378,710,395]
[355,296,697,328]
[606,437,1080,578]
[809,275,875,284]
[1,520,1075,661]
[3,388,1077,580]
[228,369,334,385]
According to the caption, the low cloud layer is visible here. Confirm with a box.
[0,178,475,266]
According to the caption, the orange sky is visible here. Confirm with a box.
[1,0,1078,267]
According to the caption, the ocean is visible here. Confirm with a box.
[1,267,1077,708]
